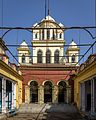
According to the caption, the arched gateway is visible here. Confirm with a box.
[58,81,66,103]
[30,81,38,103]
[44,81,52,103]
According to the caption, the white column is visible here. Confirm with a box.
[50,29,53,40]
[52,85,58,103]
[44,29,47,40]
[14,83,16,109]
[12,83,14,109]
[43,48,46,63]
[91,79,95,113]
[2,78,6,113]
[81,82,86,111]
[12,83,16,109]
[51,50,54,63]
[25,85,30,103]
[38,85,44,104]
[60,47,64,62]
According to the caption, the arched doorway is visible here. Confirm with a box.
[30,81,38,103]
[58,81,66,103]
[44,81,52,103]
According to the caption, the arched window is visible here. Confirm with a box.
[35,33,38,39]
[37,50,42,63]
[30,81,38,103]
[46,50,51,63]
[44,81,52,103]
[42,29,44,40]
[72,55,75,63]
[54,50,59,63]
[59,33,62,39]
[58,81,66,103]
[47,29,50,40]
[52,29,55,40]
[22,55,25,63]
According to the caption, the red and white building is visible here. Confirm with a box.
[17,15,80,104]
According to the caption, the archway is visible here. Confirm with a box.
[44,81,52,103]
[30,81,38,103]
[58,81,66,103]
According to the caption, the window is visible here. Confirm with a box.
[54,50,59,63]
[46,50,51,63]
[37,50,42,63]
[22,55,25,63]
[42,29,44,40]
[72,55,75,63]
[47,29,50,40]
[35,33,38,39]
[59,33,62,39]
[52,29,55,40]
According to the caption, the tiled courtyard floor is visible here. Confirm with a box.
[1,104,89,120]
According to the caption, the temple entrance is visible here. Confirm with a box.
[44,81,52,103]
[30,81,38,103]
[58,81,66,103]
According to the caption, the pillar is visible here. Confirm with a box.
[12,83,16,109]
[81,82,85,111]
[91,78,95,113]
[66,86,71,104]
[2,78,6,113]
[60,47,64,62]
[51,50,54,64]
[12,83,14,109]
[50,29,53,40]
[44,29,47,40]
[43,50,46,64]
[38,85,44,104]
[14,83,16,108]
[52,85,58,103]
[25,85,30,103]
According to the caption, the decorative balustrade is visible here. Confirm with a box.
[77,53,96,73]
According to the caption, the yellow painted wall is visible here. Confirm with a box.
[0,60,23,108]
[74,60,96,109]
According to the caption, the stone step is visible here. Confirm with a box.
[19,103,77,113]
[7,112,86,120]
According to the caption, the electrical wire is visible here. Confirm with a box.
[0,26,96,39]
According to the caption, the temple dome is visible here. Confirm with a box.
[69,40,78,49]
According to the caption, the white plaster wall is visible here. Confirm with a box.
[18,50,30,64]
[68,51,79,63]
[33,43,64,64]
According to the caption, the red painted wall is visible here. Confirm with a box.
[20,66,76,102]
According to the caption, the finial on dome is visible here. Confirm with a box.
[71,39,74,42]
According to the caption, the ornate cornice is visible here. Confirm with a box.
[32,40,65,44]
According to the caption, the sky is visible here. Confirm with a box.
[0,0,96,64]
